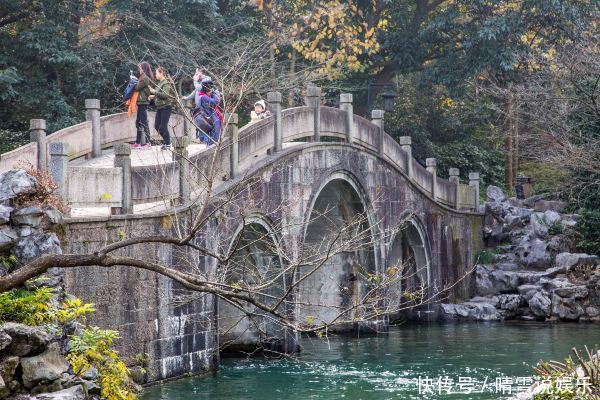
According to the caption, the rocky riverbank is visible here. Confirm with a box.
[0,169,106,399]
[441,186,600,322]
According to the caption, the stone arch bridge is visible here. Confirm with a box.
[0,91,484,383]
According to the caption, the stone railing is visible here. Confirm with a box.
[2,89,482,214]
[0,100,194,173]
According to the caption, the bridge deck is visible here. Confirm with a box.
[69,142,303,218]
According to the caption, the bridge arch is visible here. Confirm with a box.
[299,170,379,330]
[385,214,432,317]
[218,215,289,355]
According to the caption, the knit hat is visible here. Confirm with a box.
[254,100,266,110]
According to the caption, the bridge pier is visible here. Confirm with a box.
[267,92,282,152]
[85,99,102,158]
[449,168,460,210]
[49,142,69,198]
[426,158,438,200]
[112,143,133,214]
[226,113,239,179]
[339,93,354,144]
[29,119,47,171]
[307,85,322,142]
[371,109,385,155]
[469,172,481,210]
[175,137,190,204]
[399,136,413,178]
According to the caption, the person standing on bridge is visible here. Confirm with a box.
[196,80,222,145]
[149,67,174,150]
[132,61,154,149]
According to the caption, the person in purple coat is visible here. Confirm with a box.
[195,81,222,145]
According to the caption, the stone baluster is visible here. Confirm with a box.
[29,119,47,171]
[449,168,460,210]
[371,110,385,156]
[267,91,282,153]
[112,143,133,215]
[426,158,438,200]
[339,93,354,144]
[307,85,321,142]
[469,172,481,211]
[175,136,190,204]
[399,136,413,178]
[85,99,102,158]
[226,113,239,179]
[49,142,69,198]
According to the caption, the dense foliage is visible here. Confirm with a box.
[0,0,597,203]
[0,287,136,399]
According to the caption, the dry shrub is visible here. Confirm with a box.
[13,162,68,214]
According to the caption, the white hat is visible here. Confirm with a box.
[254,100,266,110]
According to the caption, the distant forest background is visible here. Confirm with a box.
[0,0,598,215]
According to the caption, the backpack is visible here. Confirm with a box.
[192,107,213,136]
[123,77,138,102]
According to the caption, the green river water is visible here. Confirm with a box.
[141,322,600,399]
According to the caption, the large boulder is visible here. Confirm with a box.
[0,356,19,383]
[498,294,521,311]
[0,170,37,204]
[20,343,69,388]
[11,207,43,228]
[0,323,51,357]
[517,238,552,270]
[0,206,12,225]
[440,301,501,321]
[518,284,542,301]
[36,385,86,400]
[13,233,61,263]
[530,211,561,238]
[552,294,584,321]
[486,186,507,203]
[0,226,18,252]
[555,252,599,270]
[529,292,552,318]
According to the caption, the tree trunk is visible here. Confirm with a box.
[505,93,516,190]
[287,49,296,107]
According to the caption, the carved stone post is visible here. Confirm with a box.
[339,93,354,144]
[267,91,282,153]
[426,158,438,200]
[226,113,239,179]
[112,144,132,215]
[49,142,69,198]
[449,168,460,210]
[29,119,47,171]
[371,109,385,156]
[469,172,481,211]
[175,136,190,203]
[307,85,321,142]
[85,99,102,158]
[399,136,413,178]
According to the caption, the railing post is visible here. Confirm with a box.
[339,93,354,144]
[469,172,481,211]
[85,99,102,158]
[29,119,47,171]
[112,143,132,215]
[399,136,413,178]
[175,136,190,203]
[307,85,321,142]
[267,91,282,153]
[226,113,239,179]
[449,168,460,210]
[426,158,438,200]
[49,142,69,199]
[371,109,385,156]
